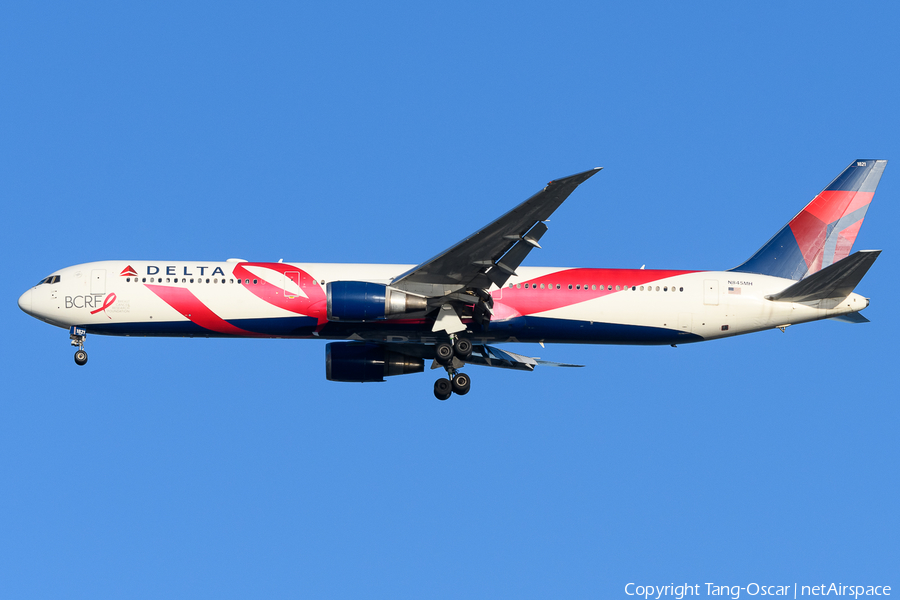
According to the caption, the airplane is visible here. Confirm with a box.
[18,159,886,400]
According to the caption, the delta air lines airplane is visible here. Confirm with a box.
[18,159,886,399]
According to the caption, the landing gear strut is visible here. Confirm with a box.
[433,336,473,400]
[70,326,88,366]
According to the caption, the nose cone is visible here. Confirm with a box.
[18,288,33,315]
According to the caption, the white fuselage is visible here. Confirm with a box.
[18,260,869,346]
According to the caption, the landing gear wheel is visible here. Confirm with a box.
[434,378,452,400]
[435,342,454,365]
[453,338,473,360]
[74,349,88,366]
[451,372,471,395]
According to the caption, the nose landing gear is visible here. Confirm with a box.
[432,337,473,400]
[70,326,88,366]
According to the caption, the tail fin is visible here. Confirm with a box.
[730,159,887,280]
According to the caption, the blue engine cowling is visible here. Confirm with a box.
[325,342,424,382]
[326,281,428,322]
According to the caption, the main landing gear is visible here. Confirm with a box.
[70,326,88,366]
[433,337,473,400]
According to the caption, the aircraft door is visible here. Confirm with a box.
[91,270,106,294]
[285,271,301,299]
[703,279,719,305]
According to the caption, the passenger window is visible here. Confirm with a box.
[568,285,573,290]
[253,279,258,284]
[591,285,596,290]
[663,286,668,291]
[639,286,644,291]
[540,284,545,289]
[632,286,636,291]
[126,277,130,282]
[142,278,146,283]
[680,287,684,292]
[656,286,660,291]
[615,285,620,291]
[576,285,580,290]
[190,278,194,283]
[206,278,210,283]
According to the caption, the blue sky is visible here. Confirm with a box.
[2,2,898,598]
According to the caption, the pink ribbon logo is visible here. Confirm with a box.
[90,293,117,318]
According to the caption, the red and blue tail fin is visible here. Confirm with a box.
[730,159,887,280]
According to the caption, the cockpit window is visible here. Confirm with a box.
[35,275,61,285]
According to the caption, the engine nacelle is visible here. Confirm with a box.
[326,281,428,322]
[325,342,424,382]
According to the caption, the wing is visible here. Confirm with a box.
[463,344,584,371]
[391,167,601,294]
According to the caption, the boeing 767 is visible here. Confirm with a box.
[18,159,885,399]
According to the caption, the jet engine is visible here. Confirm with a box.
[326,281,428,321]
[325,342,424,382]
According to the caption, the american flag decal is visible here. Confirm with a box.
[728,286,741,295]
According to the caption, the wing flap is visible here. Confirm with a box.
[463,344,584,371]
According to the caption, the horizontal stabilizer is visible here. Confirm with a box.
[829,312,870,324]
[766,250,880,302]
[464,344,583,371]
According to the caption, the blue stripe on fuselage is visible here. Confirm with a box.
[80,315,702,345]
[488,316,703,345]
[81,316,318,337]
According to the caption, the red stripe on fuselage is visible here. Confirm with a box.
[492,268,696,317]
[232,263,327,321]
[146,285,260,336]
